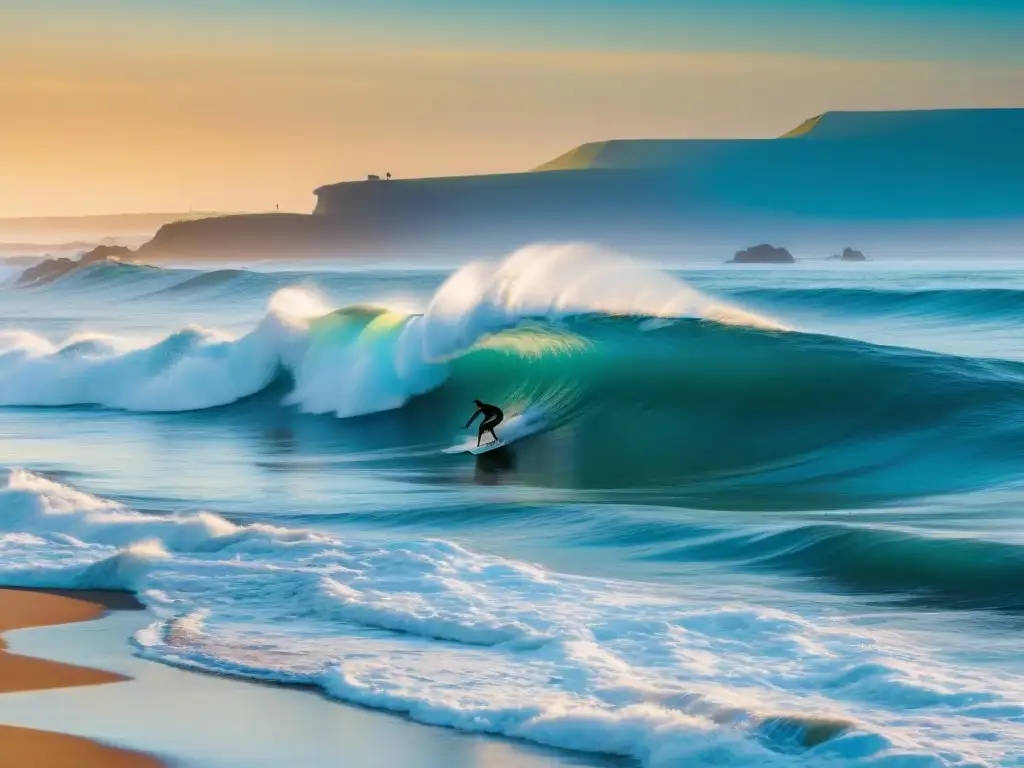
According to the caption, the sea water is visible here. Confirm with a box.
[2,243,1024,766]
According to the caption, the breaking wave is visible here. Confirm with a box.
[2,468,1022,766]
[3,245,1024,504]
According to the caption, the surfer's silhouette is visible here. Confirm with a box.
[465,400,503,446]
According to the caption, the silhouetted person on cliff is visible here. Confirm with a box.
[465,400,503,446]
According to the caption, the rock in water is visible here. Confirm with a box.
[827,246,867,261]
[730,244,795,264]
[80,244,134,264]
[16,244,136,287]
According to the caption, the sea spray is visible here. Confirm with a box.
[0,245,779,416]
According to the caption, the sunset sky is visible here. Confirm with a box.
[2,1,1022,216]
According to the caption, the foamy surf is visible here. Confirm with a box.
[0,286,319,412]
[0,245,780,417]
[4,246,1024,506]
[1,468,1022,766]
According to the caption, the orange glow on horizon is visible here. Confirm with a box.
[2,29,1022,217]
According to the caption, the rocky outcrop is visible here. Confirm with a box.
[729,244,795,264]
[17,257,85,286]
[16,244,136,287]
[80,244,134,264]
[827,247,867,261]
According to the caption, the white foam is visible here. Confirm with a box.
[415,244,781,365]
[0,286,318,412]
[1,468,1021,766]
[0,245,780,418]
[288,244,781,419]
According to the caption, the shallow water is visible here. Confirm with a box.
[0,611,610,768]
[2,244,1024,766]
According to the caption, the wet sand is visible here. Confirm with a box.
[0,588,162,767]
[0,609,611,768]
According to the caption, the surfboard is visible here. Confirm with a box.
[442,408,549,456]
[443,439,507,456]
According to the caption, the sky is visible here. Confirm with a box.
[2,1,1022,217]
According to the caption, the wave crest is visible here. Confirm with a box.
[0,245,777,417]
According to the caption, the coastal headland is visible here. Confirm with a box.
[126,108,1024,260]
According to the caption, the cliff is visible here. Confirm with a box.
[136,214,332,260]
[133,109,1024,261]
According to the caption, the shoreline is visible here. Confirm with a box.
[0,588,163,767]
[0,604,611,768]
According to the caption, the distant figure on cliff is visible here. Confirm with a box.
[386,172,392,180]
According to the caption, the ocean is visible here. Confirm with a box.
[2,243,1024,766]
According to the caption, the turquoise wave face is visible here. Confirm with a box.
[643,522,1024,612]
[4,289,1023,507]
[400,315,1024,507]
[8,253,1024,509]
[733,286,1024,321]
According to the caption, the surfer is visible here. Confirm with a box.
[465,400,503,446]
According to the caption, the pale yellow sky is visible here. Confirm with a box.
[2,30,1022,216]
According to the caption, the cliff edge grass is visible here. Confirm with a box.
[533,108,1024,171]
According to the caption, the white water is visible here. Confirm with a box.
[0,245,779,418]
[1,468,1021,767]
[0,287,316,412]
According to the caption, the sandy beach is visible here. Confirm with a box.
[0,588,163,767]
[0,589,604,767]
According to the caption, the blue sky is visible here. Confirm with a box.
[21,0,1024,61]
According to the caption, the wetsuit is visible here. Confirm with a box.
[465,401,504,446]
